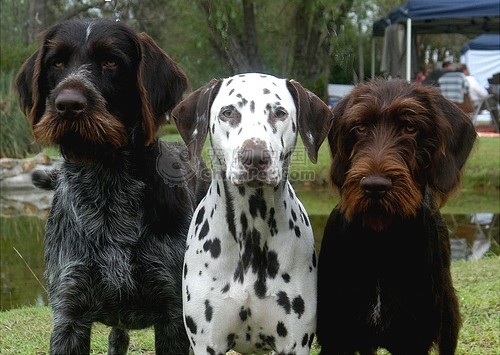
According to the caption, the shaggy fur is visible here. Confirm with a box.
[317,79,477,355]
[15,18,207,354]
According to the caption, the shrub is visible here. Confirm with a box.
[0,70,40,158]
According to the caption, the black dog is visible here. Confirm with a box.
[15,19,207,354]
[317,79,477,354]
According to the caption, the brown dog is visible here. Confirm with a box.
[317,79,477,354]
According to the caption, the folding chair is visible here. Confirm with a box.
[471,94,499,132]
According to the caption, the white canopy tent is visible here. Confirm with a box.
[460,34,500,88]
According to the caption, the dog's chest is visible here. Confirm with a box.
[185,179,315,298]
[56,168,144,238]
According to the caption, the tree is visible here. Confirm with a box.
[193,0,354,98]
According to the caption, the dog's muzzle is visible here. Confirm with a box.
[231,138,278,186]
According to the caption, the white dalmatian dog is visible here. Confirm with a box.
[172,73,333,354]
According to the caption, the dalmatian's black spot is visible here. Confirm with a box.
[291,209,297,222]
[263,88,270,94]
[206,346,215,355]
[292,121,296,133]
[221,283,230,293]
[238,186,245,196]
[240,213,248,233]
[227,333,236,349]
[249,189,267,219]
[292,296,305,318]
[277,321,288,337]
[239,306,251,321]
[234,262,244,283]
[198,220,209,240]
[250,100,255,113]
[184,264,188,278]
[229,88,234,96]
[288,219,294,230]
[185,283,191,299]
[226,131,229,139]
[216,182,220,196]
[237,127,242,135]
[185,316,197,334]
[287,185,294,199]
[267,208,277,236]
[226,78,233,86]
[282,273,290,283]
[195,206,205,226]
[277,291,291,314]
[203,238,221,258]
[258,333,276,350]
[210,208,215,218]
[301,333,309,347]
[267,250,279,278]
[205,299,213,322]
[212,123,215,134]
[300,207,310,227]
[222,178,236,240]
[294,226,301,238]
[312,251,317,267]
[275,93,281,100]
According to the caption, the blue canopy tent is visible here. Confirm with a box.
[372,0,500,80]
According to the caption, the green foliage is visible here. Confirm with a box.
[0,70,40,158]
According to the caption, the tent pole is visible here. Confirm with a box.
[406,18,412,82]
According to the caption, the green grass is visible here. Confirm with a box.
[1,255,498,354]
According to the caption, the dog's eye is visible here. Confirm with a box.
[53,61,65,69]
[273,107,288,119]
[355,125,367,134]
[219,106,241,125]
[102,60,117,69]
[404,125,417,134]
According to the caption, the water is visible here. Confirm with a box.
[1,211,498,312]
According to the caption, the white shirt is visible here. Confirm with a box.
[466,75,489,102]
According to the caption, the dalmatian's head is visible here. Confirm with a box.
[172,73,333,187]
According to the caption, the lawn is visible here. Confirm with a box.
[1,255,498,354]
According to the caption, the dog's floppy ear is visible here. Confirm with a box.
[136,32,188,145]
[171,79,222,158]
[326,94,352,190]
[429,94,477,206]
[15,33,50,127]
[286,80,333,163]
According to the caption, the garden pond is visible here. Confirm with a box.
[1,187,498,311]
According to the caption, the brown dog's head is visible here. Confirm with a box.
[15,19,187,161]
[329,79,477,231]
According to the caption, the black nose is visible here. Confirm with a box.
[55,89,87,118]
[240,139,271,171]
[360,175,392,199]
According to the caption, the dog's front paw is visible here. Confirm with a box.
[31,169,59,190]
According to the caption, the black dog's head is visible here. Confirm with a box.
[328,79,477,231]
[15,18,187,162]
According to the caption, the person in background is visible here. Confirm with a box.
[438,62,470,105]
[415,64,432,85]
[422,62,446,86]
[463,64,500,128]
[462,64,489,102]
